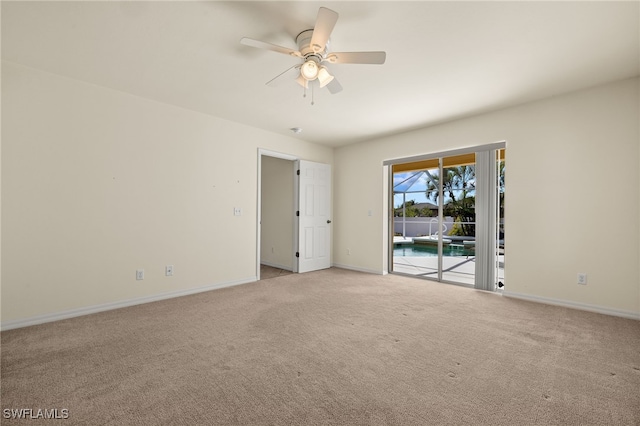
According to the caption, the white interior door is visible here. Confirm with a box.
[297,160,332,273]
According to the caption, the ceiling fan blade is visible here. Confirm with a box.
[326,78,343,94]
[326,51,386,65]
[310,7,339,53]
[266,64,301,87]
[240,37,301,57]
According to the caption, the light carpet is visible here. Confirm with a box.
[2,268,639,425]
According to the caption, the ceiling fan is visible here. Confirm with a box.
[240,7,386,96]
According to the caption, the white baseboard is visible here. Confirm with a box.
[1,276,258,331]
[332,263,385,275]
[260,260,293,271]
[502,291,640,320]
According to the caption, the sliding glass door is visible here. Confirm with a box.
[392,160,442,279]
[388,144,505,290]
[440,155,477,285]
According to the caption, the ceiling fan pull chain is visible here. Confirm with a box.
[311,83,315,106]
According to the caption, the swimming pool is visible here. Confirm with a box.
[393,243,474,257]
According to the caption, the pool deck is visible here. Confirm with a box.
[393,254,505,286]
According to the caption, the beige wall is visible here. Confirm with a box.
[2,61,638,325]
[1,62,332,325]
[260,156,294,270]
[334,77,640,317]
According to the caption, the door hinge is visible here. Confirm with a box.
[296,211,300,216]
[297,169,300,175]
[295,252,299,258]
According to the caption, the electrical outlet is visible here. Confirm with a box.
[234,207,242,216]
[136,269,144,280]
[577,273,587,285]
[165,265,174,277]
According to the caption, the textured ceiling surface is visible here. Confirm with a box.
[3,1,639,146]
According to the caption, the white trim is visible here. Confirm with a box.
[383,141,506,166]
[260,260,293,271]
[258,148,298,162]
[332,263,385,275]
[1,277,257,331]
[503,291,640,321]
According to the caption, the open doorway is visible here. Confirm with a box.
[257,150,333,280]
[259,154,296,280]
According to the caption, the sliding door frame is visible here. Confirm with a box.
[385,141,506,288]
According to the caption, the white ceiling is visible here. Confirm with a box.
[3,1,639,147]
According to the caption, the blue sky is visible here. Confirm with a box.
[393,170,477,208]
[393,171,433,207]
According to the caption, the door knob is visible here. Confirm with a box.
[327,220,332,224]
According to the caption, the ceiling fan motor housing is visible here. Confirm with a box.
[296,29,328,59]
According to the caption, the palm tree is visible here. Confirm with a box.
[423,161,505,237]
[425,165,476,236]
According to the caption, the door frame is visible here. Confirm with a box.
[257,149,299,280]
[384,141,506,288]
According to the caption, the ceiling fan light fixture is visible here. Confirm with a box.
[300,59,319,81]
[295,74,309,88]
[317,67,334,88]
[240,7,385,97]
